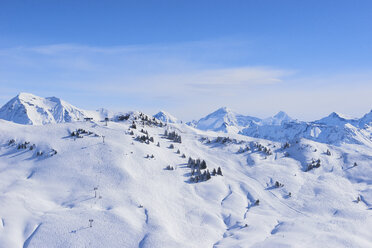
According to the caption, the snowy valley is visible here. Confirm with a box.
[0,93,372,248]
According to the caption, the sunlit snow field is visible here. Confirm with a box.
[0,116,371,248]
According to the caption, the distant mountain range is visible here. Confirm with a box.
[0,92,371,145]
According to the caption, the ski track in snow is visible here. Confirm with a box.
[23,223,42,248]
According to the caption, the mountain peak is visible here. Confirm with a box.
[16,92,39,101]
[0,93,101,125]
[315,112,357,127]
[153,110,178,123]
[261,111,295,125]
[194,107,260,133]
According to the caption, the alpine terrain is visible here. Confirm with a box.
[0,93,371,248]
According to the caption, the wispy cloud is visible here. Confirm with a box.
[0,42,371,121]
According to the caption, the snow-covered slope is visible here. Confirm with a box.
[153,110,179,123]
[0,93,105,125]
[359,110,372,128]
[0,115,372,248]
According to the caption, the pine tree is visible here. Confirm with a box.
[217,167,223,176]
[200,160,207,169]
[206,170,211,180]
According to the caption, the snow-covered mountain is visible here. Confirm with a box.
[314,112,358,127]
[0,93,106,125]
[192,107,372,145]
[1,112,372,247]
[0,95,372,247]
[359,110,372,128]
[153,110,179,123]
[261,111,296,125]
[194,107,261,133]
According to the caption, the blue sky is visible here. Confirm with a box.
[0,0,372,121]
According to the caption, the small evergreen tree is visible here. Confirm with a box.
[200,160,207,169]
[217,167,223,176]
[206,170,211,180]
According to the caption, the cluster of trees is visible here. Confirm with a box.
[16,141,34,150]
[164,130,182,143]
[8,139,39,153]
[254,142,272,155]
[116,114,130,121]
[146,154,155,159]
[118,112,164,127]
[8,138,57,158]
[213,136,242,145]
[136,134,154,144]
[237,146,250,153]
[282,142,290,149]
[165,165,174,170]
[190,170,212,182]
[137,112,164,127]
[274,181,284,188]
[306,159,321,171]
[71,128,97,138]
[200,136,243,145]
[187,157,222,183]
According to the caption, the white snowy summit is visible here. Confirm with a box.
[261,111,296,125]
[153,110,179,123]
[358,109,372,128]
[315,112,358,127]
[194,107,261,133]
[0,93,105,125]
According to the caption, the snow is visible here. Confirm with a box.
[153,111,179,123]
[194,107,261,133]
[261,111,296,126]
[0,93,106,125]
[315,112,358,127]
[0,95,372,247]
